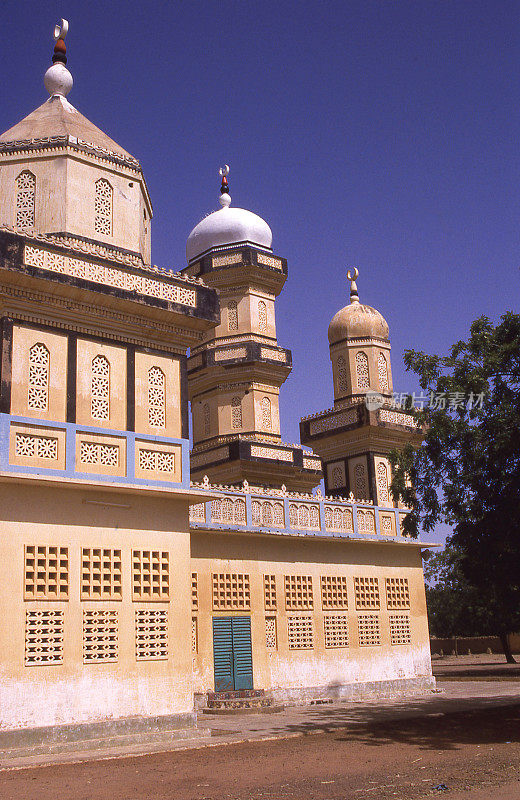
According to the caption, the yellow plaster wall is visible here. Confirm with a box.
[11,325,68,422]
[76,339,127,430]
[191,532,431,695]
[134,351,181,438]
[0,483,193,730]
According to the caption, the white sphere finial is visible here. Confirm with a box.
[218,164,231,208]
[44,18,73,98]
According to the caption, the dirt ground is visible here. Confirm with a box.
[1,704,519,800]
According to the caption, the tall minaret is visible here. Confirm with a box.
[300,269,420,503]
[182,167,322,490]
[0,19,152,263]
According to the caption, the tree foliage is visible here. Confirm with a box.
[390,313,520,661]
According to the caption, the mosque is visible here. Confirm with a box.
[0,22,433,737]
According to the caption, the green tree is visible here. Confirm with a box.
[390,313,520,662]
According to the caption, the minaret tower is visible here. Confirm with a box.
[183,167,322,490]
[0,20,152,263]
[300,269,420,503]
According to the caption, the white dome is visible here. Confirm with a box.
[186,195,273,263]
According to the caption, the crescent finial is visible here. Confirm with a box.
[347,267,360,303]
[347,267,359,282]
[219,164,230,178]
[54,19,69,41]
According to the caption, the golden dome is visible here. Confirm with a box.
[328,302,389,344]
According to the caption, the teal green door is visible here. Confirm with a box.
[212,616,253,692]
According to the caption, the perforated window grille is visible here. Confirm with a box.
[132,550,169,601]
[354,577,380,610]
[148,366,166,427]
[261,396,272,429]
[231,396,242,429]
[357,509,376,533]
[251,500,284,527]
[28,343,49,411]
[83,610,118,663]
[321,576,348,609]
[337,355,348,392]
[227,300,238,331]
[358,614,381,646]
[16,170,36,229]
[189,503,206,523]
[16,434,58,460]
[386,577,410,609]
[25,610,63,665]
[354,463,368,499]
[138,449,175,473]
[203,403,210,435]
[212,573,251,610]
[211,498,246,524]
[258,300,267,333]
[355,351,369,388]
[79,441,119,467]
[265,616,277,649]
[81,548,122,600]
[378,352,389,392]
[91,355,110,420]
[324,615,349,648]
[94,178,113,236]
[332,466,343,488]
[25,545,68,600]
[285,575,313,610]
[135,609,168,660]
[192,572,198,610]
[324,506,353,532]
[192,616,198,652]
[264,574,277,610]
[381,516,393,535]
[287,616,313,649]
[390,613,411,645]
[377,462,389,502]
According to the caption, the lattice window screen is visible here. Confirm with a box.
[203,403,210,435]
[324,506,353,532]
[337,355,348,392]
[261,396,272,429]
[285,575,313,610]
[83,610,118,662]
[80,441,119,467]
[192,617,198,653]
[132,550,169,601]
[357,510,376,533]
[91,355,110,420]
[321,575,348,609]
[94,178,113,236]
[231,396,242,429]
[227,300,238,331]
[355,351,369,388]
[378,352,389,392]
[25,545,69,600]
[287,616,313,649]
[258,300,267,333]
[212,573,251,610]
[264,574,277,610]
[358,614,381,646]
[192,572,198,610]
[354,463,368,499]
[16,433,58,460]
[138,449,174,473]
[324,615,349,648]
[354,576,380,610]
[390,613,411,645]
[28,343,49,411]
[377,462,390,502]
[265,616,277,649]
[25,610,63,665]
[332,466,343,488]
[135,609,168,660]
[81,548,122,600]
[148,366,166,427]
[386,577,410,609]
[16,170,36,229]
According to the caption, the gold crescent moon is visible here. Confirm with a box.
[347,267,359,282]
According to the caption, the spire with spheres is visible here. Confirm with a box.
[44,19,73,98]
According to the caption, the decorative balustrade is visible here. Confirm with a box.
[189,476,408,541]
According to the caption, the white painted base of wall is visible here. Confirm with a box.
[270,675,435,705]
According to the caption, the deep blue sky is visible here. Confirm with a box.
[2,0,519,542]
